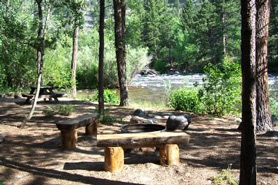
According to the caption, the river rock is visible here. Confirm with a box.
[166,114,191,131]
[0,134,5,144]
[133,109,146,117]
[130,116,145,124]
[122,115,132,122]
[154,115,162,119]
[145,119,154,124]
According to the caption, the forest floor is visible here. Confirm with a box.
[0,97,277,185]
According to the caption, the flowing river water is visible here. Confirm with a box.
[78,74,278,104]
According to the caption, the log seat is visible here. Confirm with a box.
[56,113,99,149]
[97,131,190,172]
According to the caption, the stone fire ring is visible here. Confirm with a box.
[120,124,165,133]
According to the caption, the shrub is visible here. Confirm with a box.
[169,88,202,113]
[92,89,119,104]
[198,58,241,116]
[270,90,278,127]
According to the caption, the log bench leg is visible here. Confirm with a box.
[60,129,77,149]
[159,144,179,165]
[85,119,99,137]
[105,147,124,172]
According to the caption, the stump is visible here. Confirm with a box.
[105,147,124,172]
[159,144,179,165]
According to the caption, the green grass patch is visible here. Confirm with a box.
[211,166,237,185]
[43,104,75,117]
[129,100,168,111]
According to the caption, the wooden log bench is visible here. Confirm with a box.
[97,131,190,172]
[56,113,99,149]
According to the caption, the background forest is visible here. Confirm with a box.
[0,0,278,90]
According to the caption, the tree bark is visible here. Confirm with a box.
[239,0,257,184]
[256,0,273,132]
[98,0,105,115]
[21,0,44,128]
[113,0,129,106]
[71,25,79,99]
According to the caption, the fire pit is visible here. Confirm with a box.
[120,124,165,133]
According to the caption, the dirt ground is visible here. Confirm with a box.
[0,97,277,185]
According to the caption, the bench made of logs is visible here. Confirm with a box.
[56,113,99,149]
[97,131,190,172]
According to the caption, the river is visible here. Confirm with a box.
[78,73,278,104]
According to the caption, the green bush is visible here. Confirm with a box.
[92,89,119,104]
[198,58,241,116]
[169,88,202,113]
[270,90,278,126]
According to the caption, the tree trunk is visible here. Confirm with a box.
[71,25,79,99]
[256,0,273,132]
[113,0,129,106]
[239,0,257,184]
[98,0,105,115]
[21,0,44,128]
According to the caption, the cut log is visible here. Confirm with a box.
[97,131,189,147]
[105,147,124,172]
[61,129,77,149]
[159,144,179,165]
[56,114,99,130]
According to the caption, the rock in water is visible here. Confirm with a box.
[166,114,191,131]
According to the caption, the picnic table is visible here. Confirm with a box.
[22,85,65,103]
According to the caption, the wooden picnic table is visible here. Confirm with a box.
[22,85,65,103]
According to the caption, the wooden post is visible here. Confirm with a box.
[60,129,77,149]
[105,147,124,172]
[159,144,179,165]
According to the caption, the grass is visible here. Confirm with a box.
[43,104,75,117]
[129,100,169,111]
[0,179,4,185]
[211,165,237,185]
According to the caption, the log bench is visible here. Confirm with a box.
[56,113,99,149]
[97,131,190,172]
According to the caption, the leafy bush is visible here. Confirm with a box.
[43,104,75,117]
[168,58,241,117]
[92,89,119,104]
[270,90,278,126]
[169,88,202,113]
[198,59,241,116]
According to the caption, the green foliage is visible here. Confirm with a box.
[168,59,241,116]
[198,59,241,116]
[270,89,278,126]
[0,179,4,185]
[43,104,75,117]
[211,166,237,185]
[43,41,72,88]
[169,88,202,113]
[92,89,119,104]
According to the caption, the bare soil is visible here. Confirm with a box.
[0,97,277,185]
